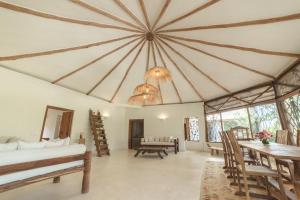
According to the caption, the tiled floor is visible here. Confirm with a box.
[0,150,210,200]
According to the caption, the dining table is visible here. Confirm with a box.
[239,141,300,199]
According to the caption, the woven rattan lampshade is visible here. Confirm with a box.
[128,92,160,105]
[144,66,171,82]
[133,83,159,95]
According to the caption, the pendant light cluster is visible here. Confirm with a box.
[128,67,171,105]
[128,32,172,105]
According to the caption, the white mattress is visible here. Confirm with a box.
[0,144,86,185]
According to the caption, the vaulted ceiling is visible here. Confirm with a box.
[1,0,300,105]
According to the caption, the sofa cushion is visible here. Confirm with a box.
[0,143,18,152]
[141,141,174,146]
[45,140,64,148]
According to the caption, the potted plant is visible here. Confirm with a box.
[255,130,272,144]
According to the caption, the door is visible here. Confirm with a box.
[59,111,74,139]
[128,119,144,149]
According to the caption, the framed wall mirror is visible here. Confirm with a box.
[40,105,74,141]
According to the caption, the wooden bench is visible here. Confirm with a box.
[207,143,223,155]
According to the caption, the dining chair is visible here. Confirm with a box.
[231,126,253,141]
[219,131,229,170]
[276,130,289,145]
[223,131,257,186]
[268,159,296,200]
[227,131,278,200]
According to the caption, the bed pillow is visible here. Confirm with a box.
[45,140,64,148]
[18,141,46,150]
[0,142,18,152]
[0,136,10,144]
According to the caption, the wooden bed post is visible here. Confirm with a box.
[82,151,92,194]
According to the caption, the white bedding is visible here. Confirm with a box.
[0,144,86,185]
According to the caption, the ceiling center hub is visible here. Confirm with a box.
[145,32,154,41]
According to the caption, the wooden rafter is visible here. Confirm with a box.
[87,38,145,95]
[158,12,300,33]
[113,0,148,31]
[155,0,220,31]
[158,37,231,93]
[52,36,142,83]
[146,41,151,71]
[162,37,275,79]
[156,38,205,100]
[150,41,163,104]
[151,0,170,31]
[153,40,182,103]
[138,0,151,31]
[0,1,141,33]
[250,85,273,104]
[217,97,231,111]
[159,34,300,58]
[0,34,141,61]
[110,40,146,102]
[70,0,144,31]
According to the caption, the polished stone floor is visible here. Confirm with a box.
[0,150,211,200]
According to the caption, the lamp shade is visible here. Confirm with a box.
[128,92,160,105]
[133,83,159,95]
[144,66,171,82]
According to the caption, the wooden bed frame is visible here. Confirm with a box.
[0,151,92,193]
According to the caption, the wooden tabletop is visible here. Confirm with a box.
[239,141,300,161]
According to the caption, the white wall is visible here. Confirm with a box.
[0,68,128,151]
[125,103,207,151]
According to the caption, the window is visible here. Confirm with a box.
[206,114,222,142]
[249,103,281,136]
[184,117,200,141]
[221,108,250,131]
[283,94,300,139]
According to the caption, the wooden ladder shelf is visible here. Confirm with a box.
[89,109,110,157]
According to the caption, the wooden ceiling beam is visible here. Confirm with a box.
[153,40,182,103]
[0,34,141,61]
[155,0,220,31]
[70,0,144,31]
[158,37,231,93]
[110,40,146,102]
[163,37,275,79]
[86,38,144,95]
[113,0,148,31]
[52,36,142,83]
[0,1,141,33]
[159,34,300,58]
[151,0,170,31]
[156,38,205,101]
[138,0,151,31]
[250,85,273,104]
[158,12,300,33]
[151,41,163,104]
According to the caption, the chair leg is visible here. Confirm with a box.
[242,173,251,200]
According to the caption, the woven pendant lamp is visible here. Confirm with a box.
[128,92,160,105]
[144,66,171,82]
[133,83,159,95]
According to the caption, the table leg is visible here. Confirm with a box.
[163,150,168,156]
[294,161,300,199]
[134,150,141,157]
[157,151,163,159]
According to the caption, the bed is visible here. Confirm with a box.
[0,144,91,193]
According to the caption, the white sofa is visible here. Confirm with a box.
[0,139,91,194]
[140,136,179,154]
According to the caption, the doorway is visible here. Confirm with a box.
[40,105,74,141]
[128,119,144,149]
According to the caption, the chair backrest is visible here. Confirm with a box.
[297,129,300,147]
[275,130,289,145]
[227,130,245,166]
[230,126,252,141]
[219,131,228,154]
